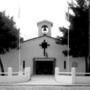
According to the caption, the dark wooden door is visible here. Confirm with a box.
[35,61,54,75]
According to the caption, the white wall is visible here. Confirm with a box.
[20,36,68,74]
[1,49,19,72]
[69,56,85,72]
[0,36,85,73]
[0,67,31,83]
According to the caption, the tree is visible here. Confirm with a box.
[57,0,90,72]
[0,11,21,75]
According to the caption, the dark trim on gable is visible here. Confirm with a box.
[23,35,57,43]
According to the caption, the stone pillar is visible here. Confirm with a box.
[19,71,23,76]
[25,67,30,76]
[8,67,12,76]
[55,67,59,74]
[71,67,76,84]
[25,67,31,80]
[55,67,59,79]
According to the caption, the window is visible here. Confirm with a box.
[41,25,48,34]
[64,61,66,69]
[23,60,25,70]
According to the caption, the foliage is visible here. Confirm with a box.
[0,11,21,54]
[57,0,89,58]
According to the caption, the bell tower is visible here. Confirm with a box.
[37,20,53,36]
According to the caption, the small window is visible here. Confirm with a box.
[41,25,48,33]
[23,60,25,70]
[64,61,66,69]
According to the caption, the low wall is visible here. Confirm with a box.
[55,67,73,84]
[55,74,72,84]
[75,72,90,84]
[76,76,90,84]
[0,67,31,83]
[55,67,90,84]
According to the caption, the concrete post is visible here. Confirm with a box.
[55,67,59,75]
[55,67,59,79]
[8,67,12,76]
[71,67,76,84]
[19,71,23,76]
[25,67,30,76]
[24,67,31,80]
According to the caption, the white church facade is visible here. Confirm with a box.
[1,20,85,75]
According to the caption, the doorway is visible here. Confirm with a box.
[33,58,56,75]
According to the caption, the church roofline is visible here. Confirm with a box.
[23,35,57,43]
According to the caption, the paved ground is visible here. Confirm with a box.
[16,75,62,85]
[16,75,90,85]
[0,76,90,90]
[0,85,90,90]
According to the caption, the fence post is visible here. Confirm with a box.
[25,67,31,79]
[55,67,59,74]
[8,67,12,77]
[55,67,59,79]
[19,70,23,76]
[71,67,76,84]
[25,67,30,76]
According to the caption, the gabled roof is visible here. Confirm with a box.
[23,35,57,43]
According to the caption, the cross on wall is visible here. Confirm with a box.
[40,40,50,56]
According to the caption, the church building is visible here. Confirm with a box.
[1,20,85,75]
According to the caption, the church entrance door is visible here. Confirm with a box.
[33,58,56,75]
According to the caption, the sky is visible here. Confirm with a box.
[0,0,69,40]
